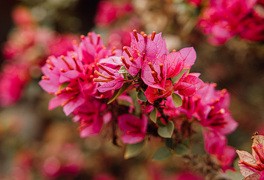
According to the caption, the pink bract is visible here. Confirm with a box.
[73,100,107,138]
[237,134,264,178]
[95,56,125,93]
[118,114,147,144]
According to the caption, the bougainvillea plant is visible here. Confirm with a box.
[39,29,237,174]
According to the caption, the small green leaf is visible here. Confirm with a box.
[59,82,69,90]
[107,82,131,104]
[137,90,147,102]
[129,91,141,116]
[174,143,188,155]
[158,121,174,138]
[117,99,131,106]
[124,141,144,159]
[118,66,128,74]
[153,146,172,160]
[172,69,189,83]
[172,93,182,107]
[149,108,157,123]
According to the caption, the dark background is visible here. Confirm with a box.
[0,0,100,64]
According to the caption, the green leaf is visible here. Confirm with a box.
[118,66,128,74]
[158,121,174,138]
[107,82,131,104]
[129,91,141,116]
[117,99,131,106]
[124,141,145,159]
[172,93,182,107]
[174,143,188,155]
[149,108,157,123]
[137,90,147,102]
[171,69,189,83]
[153,146,172,160]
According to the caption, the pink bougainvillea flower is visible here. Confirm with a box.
[0,64,29,106]
[121,30,168,77]
[95,56,126,93]
[73,100,108,137]
[237,134,264,178]
[75,32,111,64]
[141,46,198,90]
[145,80,173,104]
[203,130,236,171]
[118,114,147,144]
[39,52,93,116]
[40,32,112,116]
[174,73,204,97]
[121,31,199,97]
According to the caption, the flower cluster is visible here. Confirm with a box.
[198,0,264,45]
[237,134,264,179]
[40,30,237,171]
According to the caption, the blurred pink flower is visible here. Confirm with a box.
[93,174,116,180]
[237,134,264,179]
[12,6,35,28]
[42,143,84,178]
[0,64,29,106]
[197,84,238,135]
[95,1,133,26]
[118,114,147,144]
[48,35,76,57]
[198,0,264,45]
[73,100,108,137]
[204,130,236,171]
[186,0,202,7]
[108,30,132,49]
